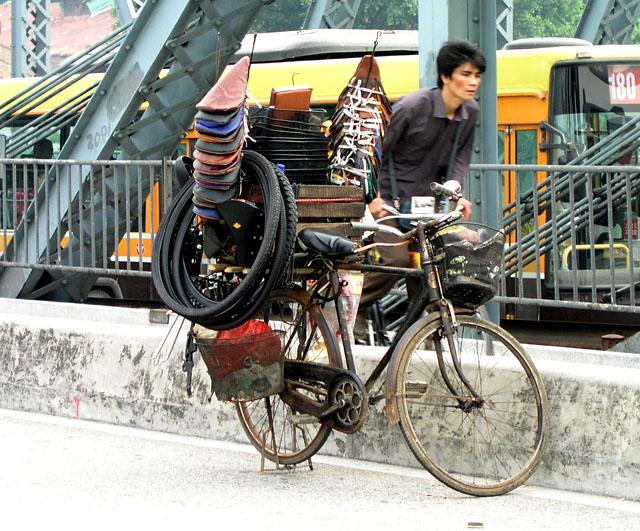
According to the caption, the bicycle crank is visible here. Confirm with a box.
[280,360,368,434]
[328,374,368,434]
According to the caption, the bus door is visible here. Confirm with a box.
[500,125,540,245]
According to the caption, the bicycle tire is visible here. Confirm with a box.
[391,314,549,497]
[151,151,282,325]
[169,158,297,329]
[272,164,298,288]
[236,288,342,466]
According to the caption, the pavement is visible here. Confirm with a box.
[2,408,640,531]
[1,297,640,501]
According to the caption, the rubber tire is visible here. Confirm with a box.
[391,314,549,497]
[235,288,342,466]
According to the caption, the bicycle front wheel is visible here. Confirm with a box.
[235,288,342,466]
[392,314,549,496]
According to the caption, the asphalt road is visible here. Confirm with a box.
[1,408,639,530]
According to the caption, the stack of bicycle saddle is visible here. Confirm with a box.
[191,56,250,220]
[327,54,392,203]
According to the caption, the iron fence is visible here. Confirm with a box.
[470,163,640,316]
[0,157,638,317]
[0,158,174,286]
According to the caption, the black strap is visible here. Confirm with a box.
[445,120,463,182]
[388,152,400,209]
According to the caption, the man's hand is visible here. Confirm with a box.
[456,197,473,221]
[368,196,387,219]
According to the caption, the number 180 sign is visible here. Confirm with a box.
[608,66,640,104]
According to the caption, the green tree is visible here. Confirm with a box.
[250,0,312,33]
[251,1,640,44]
[354,0,418,30]
[251,0,417,32]
[513,0,585,40]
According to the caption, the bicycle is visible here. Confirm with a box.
[232,184,549,497]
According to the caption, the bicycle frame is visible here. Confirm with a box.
[315,218,478,412]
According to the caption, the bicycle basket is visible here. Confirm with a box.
[194,320,283,402]
[434,223,505,309]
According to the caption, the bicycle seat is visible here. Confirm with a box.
[297,228,357,257]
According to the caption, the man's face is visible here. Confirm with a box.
[441,61,482,101]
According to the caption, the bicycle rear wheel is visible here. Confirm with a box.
[392,314,548,496]
[235,288,342,466]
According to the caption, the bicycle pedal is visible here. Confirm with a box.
[286,414,319,425]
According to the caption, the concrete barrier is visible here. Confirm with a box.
[1,297,639,499]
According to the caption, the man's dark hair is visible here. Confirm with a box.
[436,40,486,89]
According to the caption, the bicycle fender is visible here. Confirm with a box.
[384,312,442,426]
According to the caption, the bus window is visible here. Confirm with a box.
[172,141,187,159]
[502,126,537,198]
[550,60,640,164]
[548,59,640,280]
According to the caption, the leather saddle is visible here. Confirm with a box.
[297,228,357,257]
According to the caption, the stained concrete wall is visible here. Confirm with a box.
[1,297,639,499]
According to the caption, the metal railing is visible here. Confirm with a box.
[0,157,638,317]
[0,158,174,291]
[471,163,640,316]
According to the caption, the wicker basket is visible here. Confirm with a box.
[434,224,505,309]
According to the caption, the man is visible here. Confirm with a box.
[354,40,486,342]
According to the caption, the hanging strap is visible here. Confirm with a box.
[388,152,400,209]
[445,120,463,182]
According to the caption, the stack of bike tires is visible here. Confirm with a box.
[151,150,297,330]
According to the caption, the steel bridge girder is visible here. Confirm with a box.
[576,0,640,44]
[0,0,272,301]
[11,0,51,77]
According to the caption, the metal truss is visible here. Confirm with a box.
[304,0,362,29]
[113,0,147,24]
[0,0,273,301]
[496,0,513,49]
[576,0,640,44]
[11,0,51,77]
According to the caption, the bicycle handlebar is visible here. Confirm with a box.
[350,208,463,242]
[430,180,461,201]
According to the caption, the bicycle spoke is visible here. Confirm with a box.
[236,289,339,465]
[393,314,548,496]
